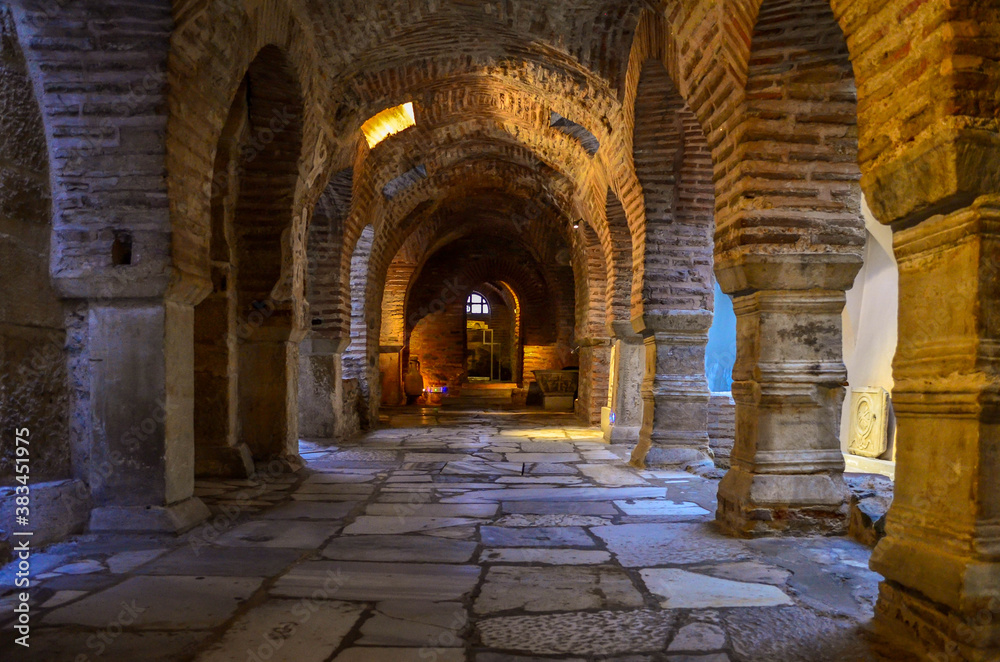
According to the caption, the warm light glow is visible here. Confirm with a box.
[362,102,416,147]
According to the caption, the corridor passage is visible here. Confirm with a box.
[3,412,902,661]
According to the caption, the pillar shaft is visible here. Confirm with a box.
[871,197,1000,662]
[239,339,302,465]
[576,338,610,426]
[629,312,712,468]
[605,321,644,444]
[713,255,860,536]
[193,267,253,477]
[379,344,405,407]
[716,288,851,535]
[298,337,350,438]
[86,299,209,532]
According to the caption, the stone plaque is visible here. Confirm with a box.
[848,387,890,459]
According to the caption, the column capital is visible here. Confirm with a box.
[631,310,712,336]
[303,336,351,355]
[607,320,642,343]
[715,252,862,296]
[379,343,404,353]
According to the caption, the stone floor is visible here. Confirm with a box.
[1,409,916,661]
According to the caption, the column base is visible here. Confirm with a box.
[642,446,713,469]
[89,497,210,534]
[606,425,640,445]
[874,581,1000,662]
[630,430,713,471]
[716,466,849,536]
[195,443,255,478]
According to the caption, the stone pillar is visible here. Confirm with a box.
[577,338,611,425]
[86,300,209,532]
[239,334,303,468]
[379,344,404,407]
[629,312,712,469]
[298,337,350,438]
[605,321,643,444]
[870,197,1000,662]
[714,256,860,536]
[193,267,253,478]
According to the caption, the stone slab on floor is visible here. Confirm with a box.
[364,502,498,518]
[480,525,595,548]
[501,500,618,515]
[476,565,644,613]
[480,548,613,565]
[42,576,262,629]
[193,599,364,662]
[211,520,338,549]
[640,568,793,608]
[271,561,481,602]
[3,630,208,661]
[357,600,467,647]
[138,546,302,577]
[591,522,754,566]
[322,535,477,563]
[343,515,482,535]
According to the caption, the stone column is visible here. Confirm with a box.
[86,299,209,532]
[298,336,350,438]
[193,264,253,478]
[870,197,1000,661]
[577,338,611,425]
[629,312,712,469]
[238,330,304,469]
[714,256,860,536]
[605,321,644,444]
[379,344,405,407]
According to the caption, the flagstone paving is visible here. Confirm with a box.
[0,409,914,661]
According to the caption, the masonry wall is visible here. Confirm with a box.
[409,306,467,390]
[0,7,69,482]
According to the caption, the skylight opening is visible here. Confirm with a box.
[362,102,416,148]
[550,111,600,156]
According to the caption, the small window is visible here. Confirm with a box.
[466,292,489,316]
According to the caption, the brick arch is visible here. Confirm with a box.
[365,117,591,221]
[366,148,628,342]
[308,10,634,138]
[303,0,641,92]
[571,221,612,425]
[306,168,353,341]
[376,187,579,352]
[167,0,323,302]
[369,159,575,278]
[630,58,715,318]
[189,43,307,469]
[599,190,633,324]
[344,225,374,380]
[714,0,864,272]
[231,45,306,317]
[573,222,609,341]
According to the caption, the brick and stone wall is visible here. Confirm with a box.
[708,393,736,469]
[0,6,69,482]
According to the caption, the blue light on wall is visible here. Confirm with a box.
[705,281,736,393]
